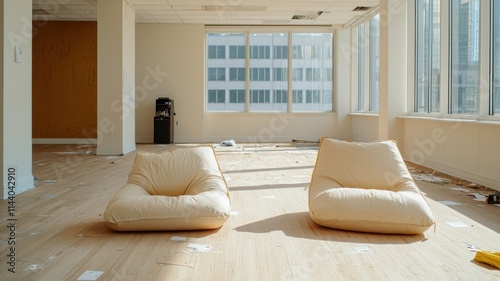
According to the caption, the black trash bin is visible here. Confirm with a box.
[154,97,174,144]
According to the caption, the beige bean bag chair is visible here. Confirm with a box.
[104,146,231,231]
[308,138,435,234]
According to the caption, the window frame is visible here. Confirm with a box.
[351,12,381,114]
[448,0,480,115]
[206,28,335,113]
[408,0,499,121]
[414,0,441,114]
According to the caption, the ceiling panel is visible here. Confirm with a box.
[32,0,379,26]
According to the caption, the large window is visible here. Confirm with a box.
[369,15,380,112]
[358,23,366,112]
[450,0,479,114]
[415,0,440,113]
[413,0,500,117]
[493,0,500,114]
[356,15,380,112]
[207,33,246,111]
[207,31,333,112]
[291,33,333,112]
[249,33,288,111]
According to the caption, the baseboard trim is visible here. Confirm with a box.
[2,175,34,199]
[33,138,98,145]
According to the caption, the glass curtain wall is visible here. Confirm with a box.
[415,0,441,113]
[450,0,480,114]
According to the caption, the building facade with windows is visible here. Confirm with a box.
[207,32,333,113]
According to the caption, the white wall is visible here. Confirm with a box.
[1,0,34,198]
[205,112,336,143]
[402,117,500,191]
[351,114,379,142]
[135,24,339,143]
[135,24,205,143]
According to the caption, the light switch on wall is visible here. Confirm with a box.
[14,45,23,63]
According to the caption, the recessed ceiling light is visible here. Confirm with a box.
[353,6,373,12]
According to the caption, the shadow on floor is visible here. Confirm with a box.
[234,211,426,244]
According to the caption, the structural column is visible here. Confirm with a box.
[336,27,353,140]
[0,0,34,199]
[378,0,407,144]
[97,0,136,155]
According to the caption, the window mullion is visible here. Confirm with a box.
[440,0,450,115]
[364,22,371,112]
[490,0,495,115]
[427,2,434,113]
[245,32,250,112]
[479,0,491,117]
[287,30,293,113]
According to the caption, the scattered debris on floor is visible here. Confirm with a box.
[167,235,214,253]
[446,221,472,228]
[408,163,499,205]
[469,193,487,201]
[411,173,449,185]
[26,264,42,272]
[77,270,104,281]
[449,187,472,193]
[169,236,197,243]
[185,243,213,253]
[347,246,372,254]
[220,139,236,146]
[276,139,320,148]
[467,243,480,252]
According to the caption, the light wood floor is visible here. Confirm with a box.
[1,143,499,281]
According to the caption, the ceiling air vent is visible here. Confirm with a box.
[353,6,372,12]
[291,11,323,20]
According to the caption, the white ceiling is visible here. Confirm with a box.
[32,0,378,26]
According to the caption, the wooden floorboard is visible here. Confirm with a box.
[0,143,499,280]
